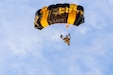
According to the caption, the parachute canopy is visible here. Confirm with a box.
[34,3,85,30]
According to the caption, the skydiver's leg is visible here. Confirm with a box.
[67,40,70,45]
[66,40,70,46]
[69,41,70,45]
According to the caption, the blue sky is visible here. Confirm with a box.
[0,0,113,75]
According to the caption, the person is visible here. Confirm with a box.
[60,33,71,46]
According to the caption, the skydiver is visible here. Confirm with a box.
[60,33,71,46]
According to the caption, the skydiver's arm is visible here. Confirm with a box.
[68,36,71,40]
[60,35,64,39]
[68,33,71,39]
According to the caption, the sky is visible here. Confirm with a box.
[0,0,113,75]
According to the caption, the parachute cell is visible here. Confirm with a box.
[34,3,85,30]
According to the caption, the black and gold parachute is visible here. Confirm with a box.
[34,3,84,30]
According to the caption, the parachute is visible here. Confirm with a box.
[34,3,85,30]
